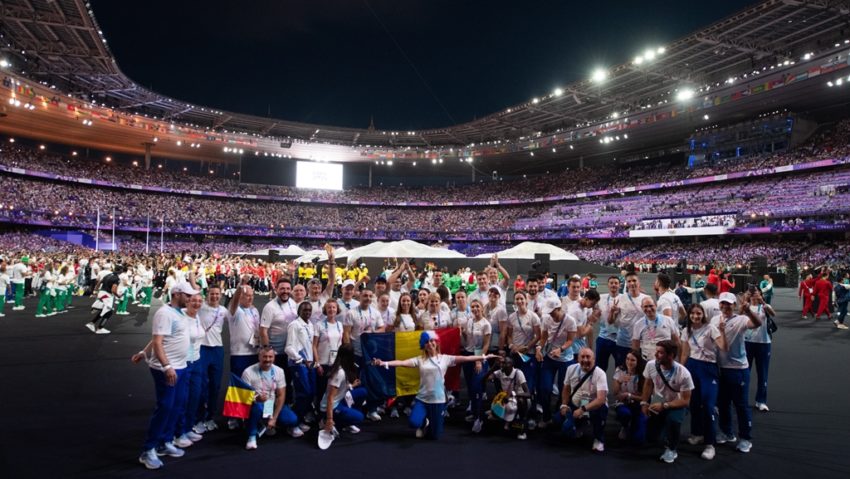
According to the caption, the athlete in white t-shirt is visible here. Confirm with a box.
[242,348,300,449]
[557,348,608,452]
[373,331,495,440]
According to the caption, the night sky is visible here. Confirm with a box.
[91,0,746,131]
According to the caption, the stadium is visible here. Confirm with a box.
[0,0,848,477]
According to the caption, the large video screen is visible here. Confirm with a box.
[296,161,343,190]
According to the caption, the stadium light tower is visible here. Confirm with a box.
[676,88,695,101]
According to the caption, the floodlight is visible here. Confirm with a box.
[591,69,607,83]
[553,88,564,96]
[676,88,695,101]
[644,49,656,61]
[633,56,644,65]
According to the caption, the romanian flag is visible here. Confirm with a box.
[361,328,461,401]
[222,373,255,419]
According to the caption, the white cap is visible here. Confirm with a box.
[719,292,737,304]
[170,281,199,296]
[342,279,356,289]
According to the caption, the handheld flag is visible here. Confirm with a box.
[222,373,255,419]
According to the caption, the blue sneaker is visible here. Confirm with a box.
[139,449,163,469]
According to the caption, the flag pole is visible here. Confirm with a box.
[95,207,100,251]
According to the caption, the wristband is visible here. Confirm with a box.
[559,404,569,410]
[164,364,173,370]
[640,401,649,406]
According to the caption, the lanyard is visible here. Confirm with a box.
[203,306,221,333]
[358,307,373,331]
[689,324,709,348]
[259,367,276,394]
[515,312,532,341]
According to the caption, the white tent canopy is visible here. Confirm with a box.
[238,245,307,257]
[294,247,348,264]
[476,241,578,260]
[345,240,465,264]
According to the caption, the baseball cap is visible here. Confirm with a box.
[488,286,501,295]
[171,281,200,296]
[719,292,737,304]
[307,278,322,286]
[342,279,356,289]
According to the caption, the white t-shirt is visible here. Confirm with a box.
[394,313,417,332]
[285,319,316,363]
[484,304,508,350]
[541,313,577,362]
[682,324,722,363]
[148,305,189,371]
[493,368,527,394]
[182,309,205,362]
[712,314,750,369]
[242,364,286,417]
[631,314,679,360]
[566,301,589,355]
[306,292,332,323]
[507,311,540,348]
[452,308,473,333]
[199,304,229,348]
[561,295,581,313]
[375,307,395,329]
[229,306,260,356]
[409,354,456,403]
[657,290,684,324]
[744,305,771,344]
[344,306,385,356]
[315,317,344,365]
[463,317,492,353]
[644,360,694,403]
[565,364,608,406]
[616,293,650,347]
[613,368,641,397]
[11,263,28,284]
[320,368,351,412]
[260,298,298,353]
[598,293,621,342]
[418,309,452,330]
[0,272,10,295]
[388,290,402,310]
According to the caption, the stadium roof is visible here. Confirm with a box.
[1,0,849,149]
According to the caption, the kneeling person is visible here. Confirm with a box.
[242,347,300,450]
[555,347,608,452]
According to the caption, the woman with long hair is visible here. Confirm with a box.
[611,349,647,443]
[681,303,727,460]
[483,287,508,354]
[388,293,417,332]
[744,289,775,412]
[321,343,366,437]
[418,292,451,330]
[504,290,541,421]
[373,332,495,439]
[461,299,492,433]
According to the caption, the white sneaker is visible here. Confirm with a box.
[687,435,704,445]
[390,409,400,419]
[95,328,111,335]
[173,434,194,448]
[592,439,605,452]
[701,445,716,460]
[716,432,737,444]
[227,418,239,430]
[204,420,218,431]
[35,314,46,318]
[756,403,770,412]
[85,323,96,332]
[472,418,483,434]
[345,425,361,434]
[192,422,207,434]
[288,427,304,438]
[139,449,163,469]
[298,423,311,432]
[517,432,527,440]
[156,442,184,457]
[13,306,25,310]
[185,430,203,442]
[245,436,257,450]
[0,313,6,317]
[527,419,537,430]
[660,448,678,463]
[415,418,430,439]
[736,439,752,453]
[367,411,382,422]
[838,323,849,330]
